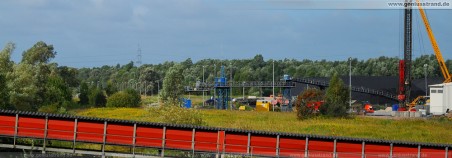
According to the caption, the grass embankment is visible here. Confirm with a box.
[74,106,452,144]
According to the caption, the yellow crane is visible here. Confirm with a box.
[407,0,451,110]
[416,0,452,83]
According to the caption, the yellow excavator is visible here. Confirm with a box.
[408,0,451,110]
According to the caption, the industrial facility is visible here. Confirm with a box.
[184,0,452,118]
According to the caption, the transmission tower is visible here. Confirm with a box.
[136,44,142,66]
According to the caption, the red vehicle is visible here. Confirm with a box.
[363,102,375,113]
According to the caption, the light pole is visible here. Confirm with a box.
[242,82,245,100]
[144,81,147,97]
[424,64,428,96]
[272,60,275,112]
[349,57,352,112]
[214,64,216,107]
[230,63,233,110]
[202,65,205,107]
[139,81,142,95]
[157,80,160,104]
[214,64,216,78]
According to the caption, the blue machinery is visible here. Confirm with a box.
[281,75,292,111]
[214,66,230,109]
[213,67,293,110]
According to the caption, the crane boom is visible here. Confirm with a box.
[416,0,452,83]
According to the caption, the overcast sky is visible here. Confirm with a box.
[0,0,451,68]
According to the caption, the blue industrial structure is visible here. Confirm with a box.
[282,75,292,111]
[214,66,230,109]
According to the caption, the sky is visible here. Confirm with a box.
[0,0,451,68]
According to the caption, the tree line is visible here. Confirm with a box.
[0,42,140,113]
[77,54,451,97]
[1,41,451,112]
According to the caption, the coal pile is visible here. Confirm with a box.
[291,76,443,104]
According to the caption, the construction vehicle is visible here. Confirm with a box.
[399,0,451,113]
[362,101,375,114]
[407,96,429,110]
[405,0,452,114]
[256,100,271,111]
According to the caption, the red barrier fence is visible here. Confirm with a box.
[0,110,450,158]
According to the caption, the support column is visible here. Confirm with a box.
[73,119,78,153]
[417,145,421,158]
[305,137,309,158]
[42,116,48,153]
[333,139,337,158]
[222,131,226,156]
[102,121,107,158]
[276,135,280,157]
[132,123,137,158]
[361,141,365,158]
[390,143,393,158]
[13,114,18,148]
[192,128,196,156]
[445,147,448,158]
[247,132,251,155]
[161,126,166,157]
[216,131,220,155]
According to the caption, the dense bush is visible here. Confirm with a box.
[106,90,140,107]
[38,103,59,113]
[89,88,106,107]
[125,89,141,106]
[149,106,204,126]
[295,88,323,120]
[38,101,75,114]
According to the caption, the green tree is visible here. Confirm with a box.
[320,73,349,117]
[43,76,72,105]
[0,74,12,109]
[0,42,15,109]
[89,88,106,107]
[21,41,56,65]
[9,63,38,111]
[160,64,184,106]
[105,80,118,96]
[57,66,80,88]
[79,82,89,105]
[9,41,57,111]
[139,67,159,94]
[0,42,15,75]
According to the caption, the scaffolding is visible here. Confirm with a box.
[214,66,230,109]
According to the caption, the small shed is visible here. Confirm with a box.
[429,83,451,115]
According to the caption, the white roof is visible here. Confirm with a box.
[429,82,452,87]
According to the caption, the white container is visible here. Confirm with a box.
[429,83,451,115]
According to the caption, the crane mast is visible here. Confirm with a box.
[416,0,452,83]
[399,0,413,108]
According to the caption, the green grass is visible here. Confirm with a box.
[73,105,452,144]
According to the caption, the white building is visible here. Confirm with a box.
[429,83,452,115]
